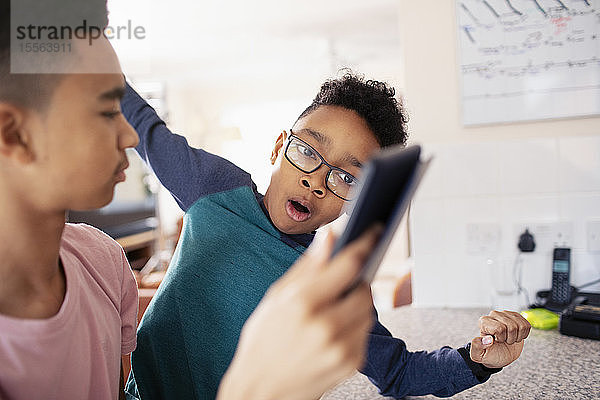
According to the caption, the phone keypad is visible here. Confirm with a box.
[551,272,570,304]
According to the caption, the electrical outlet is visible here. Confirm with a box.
[587,221,600,253]
[552,221,573,248]
[512,221,573,251]
[513,222,550,251]
[466,223,501,255]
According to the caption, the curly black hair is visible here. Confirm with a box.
[296,72,408,148]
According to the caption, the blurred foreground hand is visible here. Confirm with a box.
[218,227,381,400]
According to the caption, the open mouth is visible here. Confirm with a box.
[285,199,312,222]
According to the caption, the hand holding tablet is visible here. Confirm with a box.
[331,144,432,287]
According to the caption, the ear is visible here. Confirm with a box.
[0,103,35,164]
[270,130,288,165]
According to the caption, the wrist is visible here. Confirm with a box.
[457,344,502,383]
[217,360,274,400]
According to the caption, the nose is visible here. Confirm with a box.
[300,173,327,199]
[118,117,140,150]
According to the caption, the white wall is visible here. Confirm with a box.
[399,1,600,308]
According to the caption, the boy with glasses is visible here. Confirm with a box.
[122,74,531,400]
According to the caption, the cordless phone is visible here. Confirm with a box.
[550,248,571,305]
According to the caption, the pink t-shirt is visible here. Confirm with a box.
[0,224,138,400]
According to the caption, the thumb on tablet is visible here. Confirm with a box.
[309,224,382,306]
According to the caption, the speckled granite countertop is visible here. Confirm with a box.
[322,307,600,400]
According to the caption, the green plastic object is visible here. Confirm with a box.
[520,308,559,330]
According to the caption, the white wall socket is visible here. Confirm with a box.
[552,221,573,248]
[466,223,501,255]
[512,221,573,251]
[587,221,600,253]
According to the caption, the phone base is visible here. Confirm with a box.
[559,314,600,340]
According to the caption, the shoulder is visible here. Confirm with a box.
[61,223,128,276]
[62,223,136,309]
[63,223,124,253]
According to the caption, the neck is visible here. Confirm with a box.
[0,185,67,317]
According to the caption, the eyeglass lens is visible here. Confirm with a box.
[286,136,357,200]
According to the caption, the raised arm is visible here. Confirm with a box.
[120,82,252,211]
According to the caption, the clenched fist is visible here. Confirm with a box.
[470,310,532,369]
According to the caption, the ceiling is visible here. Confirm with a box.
[107,0,402,82]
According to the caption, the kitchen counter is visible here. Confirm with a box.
[322,307,600,400]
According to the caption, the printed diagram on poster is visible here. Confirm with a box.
[456,0,600,125]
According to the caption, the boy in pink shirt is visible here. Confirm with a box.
[0,1,378,399]
[0,1,140,398]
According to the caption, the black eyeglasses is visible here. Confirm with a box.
[284,131,359,201]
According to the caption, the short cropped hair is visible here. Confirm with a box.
[0,0,108,110]
[297,71,409,148]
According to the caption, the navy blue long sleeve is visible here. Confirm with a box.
[364,319,482,398]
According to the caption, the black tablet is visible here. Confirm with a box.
[331,144,431,284]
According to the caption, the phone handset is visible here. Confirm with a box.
[550,248,571,305]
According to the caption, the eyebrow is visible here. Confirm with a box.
[296,128,332,146]
[98,86,126,101]
[341,154,363,169]
[293,128,363,170]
